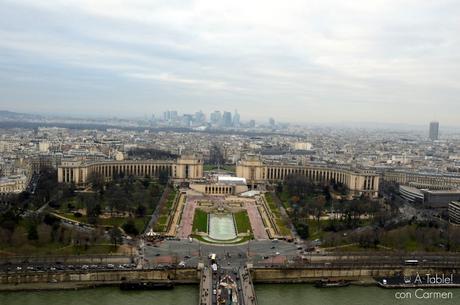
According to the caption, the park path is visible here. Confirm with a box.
[177,197,197,238]
[245,202,268,240]
[164,193,186,237]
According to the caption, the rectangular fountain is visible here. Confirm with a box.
[208,213,237,241]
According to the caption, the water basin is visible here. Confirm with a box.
[208,213,237,241]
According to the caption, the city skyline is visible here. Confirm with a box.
[1,108,457,133]
[2,1,460,303]
[1,0,460,125]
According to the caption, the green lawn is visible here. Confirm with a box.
[192,209,208,233]
[203,164,236,172]
[404,240,420,252]
[307,219,326,239]
[104,217,147,233]
[264,193,281,217]
[203,164,215,171]
[276,219,291,235]
[154,215,168,232]
[0,241,120,256]
[133,217,149,233]
[263,193,291,236]
[59,212,147,233]
[265,192,275,206]
[165,189,177,210]
[234,211,251,234]
[274,191,291,209]
[60,212,87,222]
[152,188,177,232]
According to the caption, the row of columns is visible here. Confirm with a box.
[62,168,75,183]
[266,166,350,185]
[90,163,173,180]
[363,176,376,190]
[385,172,460,188]
[407,174,456,187]
[205,186,233,195]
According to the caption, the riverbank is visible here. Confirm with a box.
[0,268,199,292]
[2,265,459,292]
[1,284,458,305]
[0,286,199,305]
[2,277,460,292]
[0,281,116,292]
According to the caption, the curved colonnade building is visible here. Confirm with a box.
[236,155,380,198]
[57,155,203,184]
[58,154,380,198]
[59,154,460,201]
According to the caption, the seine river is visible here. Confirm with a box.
[0,285,458,305]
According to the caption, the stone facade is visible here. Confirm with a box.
[58,154,203,185]
[236,155,379,198]
[383,170,460,190]
[0,175,28,194]
[189,182,248,195]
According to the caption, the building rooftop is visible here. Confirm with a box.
[422,189,460,194]
[217,176,247,185]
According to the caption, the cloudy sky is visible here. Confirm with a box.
[1,0,459,125]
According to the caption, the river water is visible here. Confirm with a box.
[0,285,458,305]
[255,284,458,305]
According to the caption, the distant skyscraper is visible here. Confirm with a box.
[163,110,178,122]
[248,120,255,128]
[194,111,206,123]
[233,110,240,127]
[163,110,171,121]
[268,117,275,127]
[223,111,232,127]
[429,121,439,140]
[181,114,192,127]
[210,111,222,124]
[170,111,178,121]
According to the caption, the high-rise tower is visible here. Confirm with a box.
[429,121,439,140]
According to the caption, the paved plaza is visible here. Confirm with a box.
[245,202,268,239]
[178,195,198,238]
[175,191,273,242]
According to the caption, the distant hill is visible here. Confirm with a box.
[0,110,43,121]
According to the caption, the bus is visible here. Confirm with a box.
[404,259,419,266]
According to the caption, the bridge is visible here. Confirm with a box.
[199,265,258,305]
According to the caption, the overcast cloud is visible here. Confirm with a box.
[0,0,459,125]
